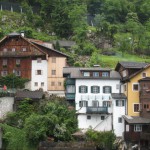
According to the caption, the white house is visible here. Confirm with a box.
[63,67,126,135]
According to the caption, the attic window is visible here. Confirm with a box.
[102,72,109,77]
[142,72,146,78]
[22,48,27,51]
[83,72,90,77]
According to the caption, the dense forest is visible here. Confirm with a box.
[0,0,150,67]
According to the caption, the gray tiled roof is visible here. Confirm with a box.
[138,77,150,81]
[123,115,150,124]
[63,67,121,79]
[119,61,148,69]
[15,91,44,100]
[111,93,127,99]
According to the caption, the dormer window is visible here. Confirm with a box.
[142,72,146,78]
[93,72,99,77]
[102,72,109,77]
[83,72,90,77]
[12,48,15,52]
[122,70,127,77]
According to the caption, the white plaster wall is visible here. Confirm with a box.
[76,79,120,114]
[78,114,112,131]
[0,97,14,119]
[112,98,126,137]
[31,60,48,91]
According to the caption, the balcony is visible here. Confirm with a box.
[0,51,44,57]
[140,132,150,140]
[66,79,75,85]
[66,93,75,100]
[123,132,140,142]
[86,107,108,114]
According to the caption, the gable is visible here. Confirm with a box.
[0,35,46,57]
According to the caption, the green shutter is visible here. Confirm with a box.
[103,87,105,93]
[98,86,100,93]
[110,86,112,93]
[122,100,125,106]
[86,86,88,93]
[116,100,118,106]
[79,86,81,93]
[91,86,93,93]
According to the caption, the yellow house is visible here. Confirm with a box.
[115,62,150,116]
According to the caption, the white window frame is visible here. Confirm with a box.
[92,86,99,93]
[15,70,21,76]
[35,70,43,75]
[93,72,99,77]
[79,100,88,107]
[133,103,142,112]
[103,101,111,107]
[83,72,90,77]
[134,124,142,132]
[132,83,139,92]
[1,71,7,76]
[22,48,27,51]
[16,59,20,65]
[34,82,38,86]
[67,85,75,93]
[80,86,87,93]
[142,72,146,78]
[102,72,109,77]
[116,100,124,107]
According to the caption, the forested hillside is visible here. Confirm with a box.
[0,0,150,67]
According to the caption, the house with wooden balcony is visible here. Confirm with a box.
[0,32,68,96]
[115,62,150,149]
[63,67,126,134]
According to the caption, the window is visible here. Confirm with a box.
[52,57,56,63]
[92,100,99,107]
[12,48,15,52]
[103,101,111,107]
[58,82,61,86]
[37,58,42,63]
[144,104,149,109]
[52,70,56,75]
[101,116,105,120]
[118,117,122,123]
[16,59,20,65]
[116,100,125,107]
[1,71,7,76]
[3,48,7,52]
[41,82,44,86]
[103,86,112,93]
[133,83,139,91]
[122,70,127,77]
[79,101,88,107]
[142,72,146,78]
[36,70,42,75]
[2,59,7,66]
[34,82,38,86]
[102,72,109,77]
[15,71,21,76]
[93,72,99,77]
[22,48,26,51]
[91,86,100,93]
[134,104,141,112]
[79,86,88,93]
[83,72,90,77]
[124,84,127,91]
[67,85,75,93]
[87,115,91,120]
[134,124,142,132]
[51,82,55,86]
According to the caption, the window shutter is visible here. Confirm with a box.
[116,100,118,106]
[91,86,93,93]
[86,101,88,107]
[79,86,81,93]
[103,87,105,93]
[86,86,88,93]
[98,86,100,93]
[79,101,81,107]
[110,86,112,93]
[122,100,125,106]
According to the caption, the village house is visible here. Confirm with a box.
[63,66,126,137]
[0,32,68,96]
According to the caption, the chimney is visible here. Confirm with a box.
[20,31,25,37]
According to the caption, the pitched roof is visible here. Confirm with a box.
[111,93,127,99]
[139,77,150,82]
[123,115,150,124]
[115,61,148,71]
[15,91,44,100]
[63,67,121,79]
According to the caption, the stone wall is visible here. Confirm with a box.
[0,97,14,119]
[39,141,96,150]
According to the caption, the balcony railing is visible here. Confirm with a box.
[0,51,44,57]
[66,93,75,100]
[140,132,150,140]
[86,107,108,114]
